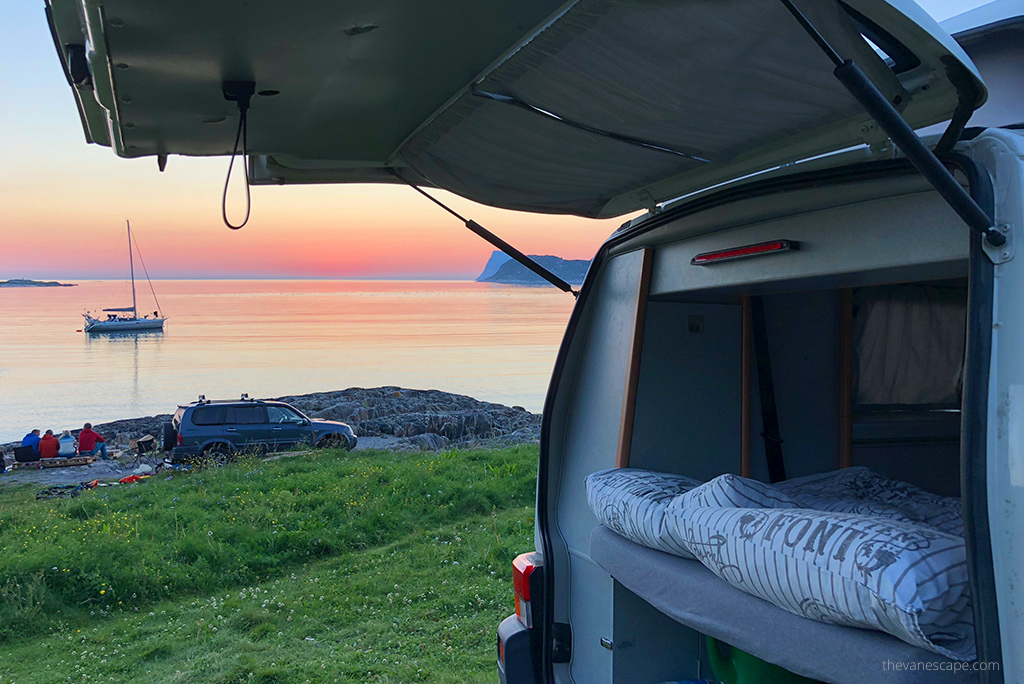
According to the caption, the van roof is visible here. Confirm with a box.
[942,0,1024,41]
[49,0,983,218]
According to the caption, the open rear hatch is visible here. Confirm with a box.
[48,0,983,218]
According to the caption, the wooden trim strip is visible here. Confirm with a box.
[838,288,854,469]
[741,296,752,478]
[616,248,655,468]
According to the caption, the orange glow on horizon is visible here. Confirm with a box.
[2,154,620,280]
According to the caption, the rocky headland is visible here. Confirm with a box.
[0,278,76,287]
[475,250,590,286]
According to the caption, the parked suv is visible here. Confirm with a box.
[165,395,356,462]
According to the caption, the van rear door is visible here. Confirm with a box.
[48,0,983,218]
[973,131,1024,678]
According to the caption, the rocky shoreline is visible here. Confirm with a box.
[1,387,541,455]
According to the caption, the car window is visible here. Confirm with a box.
[267,406,305,424]
[191,405,227,426]
[228,405,267,425]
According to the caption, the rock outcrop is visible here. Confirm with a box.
[278,387,540,447]
[475,251,513,281]
[1,387,540,454]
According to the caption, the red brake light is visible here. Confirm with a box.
[691,239,799,265]
[512,553,537,601]
[177,432,183,446]
[512,552,542,628]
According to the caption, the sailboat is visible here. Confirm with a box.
[83,221,166,333]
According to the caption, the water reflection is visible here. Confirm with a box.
[0,280,574,442]
[84,330,165,341]
[83,331,165,409]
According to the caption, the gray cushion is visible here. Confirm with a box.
[590,525,979,684]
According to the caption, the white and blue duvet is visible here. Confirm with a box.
[585,467,974,661]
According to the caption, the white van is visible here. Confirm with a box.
[46,0,1022,682]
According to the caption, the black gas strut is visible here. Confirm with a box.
[388,168,579,297]
[778,0,1005,249]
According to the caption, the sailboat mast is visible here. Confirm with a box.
[127,219,137,317]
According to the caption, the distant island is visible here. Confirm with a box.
[476,251,590,286]
[0,279,76,288]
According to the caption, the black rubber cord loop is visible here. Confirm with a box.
[222,108,251,230]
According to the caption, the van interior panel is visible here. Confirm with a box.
[629,301,743,482]
[627,286,965,494]
[646,189,969,298]
[610,581,705,683]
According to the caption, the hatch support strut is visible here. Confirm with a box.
[778,0,1006,252]
[387,169,579,297]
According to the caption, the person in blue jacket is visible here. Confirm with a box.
[21,429,41,455]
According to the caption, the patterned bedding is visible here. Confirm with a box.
[585,467,975,660]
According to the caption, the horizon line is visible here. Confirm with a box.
[4,275,484,282]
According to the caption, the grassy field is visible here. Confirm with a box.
[0,446,538,683]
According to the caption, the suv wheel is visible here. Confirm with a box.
[319,434,349,450]
[202,444,232,467]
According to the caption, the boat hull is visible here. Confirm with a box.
[84,318,165,333]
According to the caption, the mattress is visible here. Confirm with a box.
[591,525,979,684]
[586,467,975,661]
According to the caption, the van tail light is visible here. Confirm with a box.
[177,432,183,447]
[512,552,543,628]
[501,553,567,675]
[691,239,799,265]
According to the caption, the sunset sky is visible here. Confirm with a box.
[0,1,987,280]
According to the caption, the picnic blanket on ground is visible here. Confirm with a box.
[586,467,974,661]
[36,480,99,500]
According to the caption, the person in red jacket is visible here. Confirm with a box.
[38,429,61,459]
[77,423,108,459]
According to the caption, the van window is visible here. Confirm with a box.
[228,405,267,425]
[190,406,227,426]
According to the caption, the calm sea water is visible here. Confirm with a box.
[0,280,575,443]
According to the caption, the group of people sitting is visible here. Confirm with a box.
[21,423,109,460]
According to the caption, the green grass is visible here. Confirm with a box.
[0,446,538,682]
